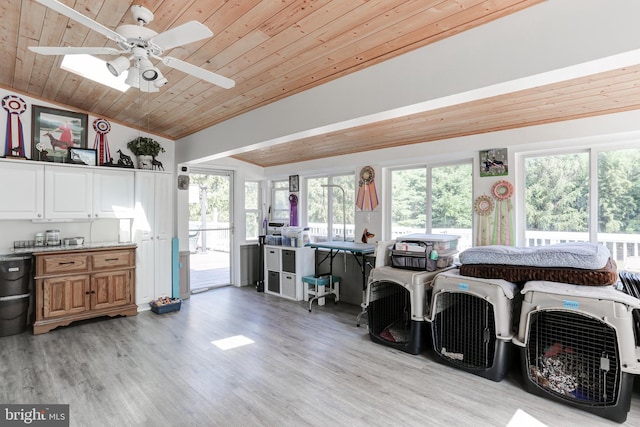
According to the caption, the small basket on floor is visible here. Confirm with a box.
[149,297,182,314]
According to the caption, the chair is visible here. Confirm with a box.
[302,275,341,312]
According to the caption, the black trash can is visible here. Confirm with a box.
[0,255,32,337]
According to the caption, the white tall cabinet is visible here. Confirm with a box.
[133,171,173,306]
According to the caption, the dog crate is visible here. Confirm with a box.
[513,280,640,423]
[366,266,450,354]
[429,270,519,381]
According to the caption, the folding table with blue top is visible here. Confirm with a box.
[306,241,375,323]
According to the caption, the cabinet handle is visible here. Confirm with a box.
[59,261,75,265]
[105,258,119,261]
[37,214,42,218]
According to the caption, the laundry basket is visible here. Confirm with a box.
[429,270,520,381]
[513,281,640,423]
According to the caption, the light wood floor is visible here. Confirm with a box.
[2,286,640,427]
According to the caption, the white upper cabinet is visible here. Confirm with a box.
[0,161,44,219]
[93,168,135,219]
[44,166,93,219]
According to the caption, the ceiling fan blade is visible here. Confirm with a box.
[162,56,235,89]
[29,46,122,56]
[35,0,126,44]
[150,21,213,51]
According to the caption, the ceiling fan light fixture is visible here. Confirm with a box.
[125,66,140,88]
[139,79,160,93]
[138,58,158,81]
[153,71,169,88]
[106,56,130,77]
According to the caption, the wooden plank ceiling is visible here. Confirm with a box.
[8,0,634,168]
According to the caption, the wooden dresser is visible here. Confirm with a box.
[33,245,137,334]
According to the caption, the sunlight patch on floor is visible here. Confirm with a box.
[211,335,255,350]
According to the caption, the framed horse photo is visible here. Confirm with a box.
[31,105,88,162]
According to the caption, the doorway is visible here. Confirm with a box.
[188,170,233,292]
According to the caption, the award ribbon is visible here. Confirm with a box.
[490,180,514,245]
[474,195,494,246]
[289,194,299,226]
[93,118,112,165]
[2,95,27,157]
[356,166,379,211]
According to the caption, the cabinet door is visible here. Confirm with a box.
[44,166,92,219]
[92,271,131,310]
[42,275,90,318]
[154,173,173,240]
[134,238,155,306]
[0,161,44,219]
[93,169,135,218]
[134,172,173,303]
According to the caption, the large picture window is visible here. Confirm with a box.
[390,161,472,250]
[522,146,640,266]
[307,174,355,242]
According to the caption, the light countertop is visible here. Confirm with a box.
[5,242,136,256]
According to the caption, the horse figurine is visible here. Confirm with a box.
[116,149,134,167]
[151,156,164,171]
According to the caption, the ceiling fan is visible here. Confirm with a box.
[29,0,235,92]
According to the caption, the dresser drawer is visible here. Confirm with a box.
[41,254,90,275]
[92,250,134,271]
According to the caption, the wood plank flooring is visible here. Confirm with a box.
[1,286,640,426]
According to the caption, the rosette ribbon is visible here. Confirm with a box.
[2,95,27,157]
[93,118,112,165]
[490,180,514,246]
[356,166,379,211]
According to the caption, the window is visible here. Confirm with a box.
[431,163,473,249]
[598,148,640,262]
[390,162,472,250]
[244,181,261,240]
[523,147,640,266]
[271,180,289,222]
[524,152,589,241]
[390,168,426,236]
[307,174,355,241]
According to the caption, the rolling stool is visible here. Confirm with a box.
[302,275,340,312]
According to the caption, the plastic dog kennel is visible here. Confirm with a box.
[429,270,519,381]
[513,281,640,423]
[366,266,451,354]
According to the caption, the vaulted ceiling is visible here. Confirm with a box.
[5,1,640,167]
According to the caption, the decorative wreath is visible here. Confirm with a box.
[491,180,514,200]
[474,195,494,216]
[359,166,375,185]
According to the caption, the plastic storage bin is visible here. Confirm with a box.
[366,266,451,354]
[0,255,32,337]
[513,281,640,423]
[429,270,519,381]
